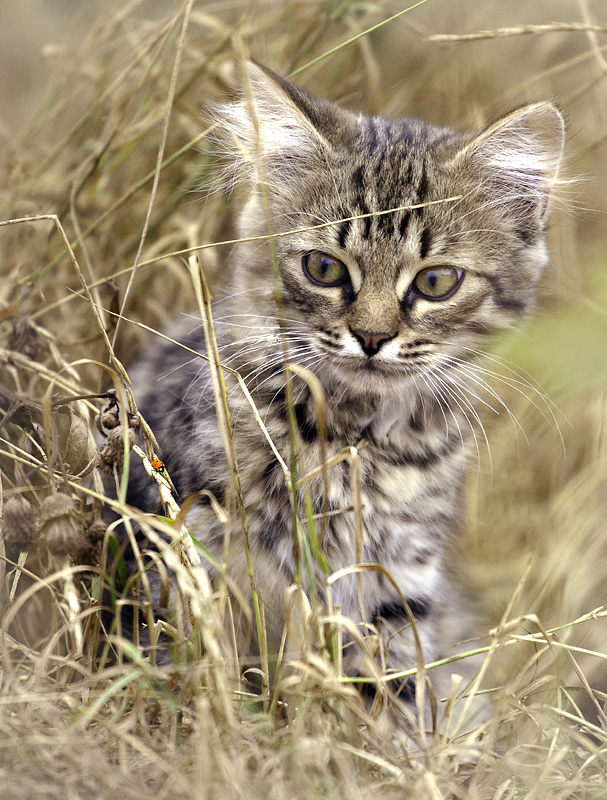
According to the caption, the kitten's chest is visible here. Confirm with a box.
[303,396,463,549]
[324,392,458,475]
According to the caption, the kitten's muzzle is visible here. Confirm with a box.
[350,328,396,357]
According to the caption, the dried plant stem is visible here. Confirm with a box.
[238,56,305,592]
[38,126,216,283]
[114,0,195,348]
[428,21,607,44]
[288,0,433,76]
[348,447,366,627]
[33,197,463,320]
[578,0,607,73]
[187,255,269,700]
[0,471,4,590]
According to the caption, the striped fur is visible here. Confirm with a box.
[125,63,564,719]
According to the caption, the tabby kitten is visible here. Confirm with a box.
[124,62,564,721]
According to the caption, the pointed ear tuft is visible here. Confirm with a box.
[456,102,565,222]
[212,62,333,189]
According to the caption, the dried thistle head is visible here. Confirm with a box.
[96,424,137,473]
[3,316,40,359]
[37,492,86,558]
[2,495,37,552]
[95,391,140,435]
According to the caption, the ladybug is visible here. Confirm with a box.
[150,459,165,473]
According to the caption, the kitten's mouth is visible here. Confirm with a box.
[356,353,409,373]
[312,346,420,387]
[346,354,416,382]
[359,358,382,371]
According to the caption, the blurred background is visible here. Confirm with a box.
[0,0,606,709]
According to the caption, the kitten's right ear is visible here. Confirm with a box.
[214,61,338,186]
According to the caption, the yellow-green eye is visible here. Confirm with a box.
[303,252,350,287]
[412,266,463,300]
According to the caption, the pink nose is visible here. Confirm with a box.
[351,328,395,357]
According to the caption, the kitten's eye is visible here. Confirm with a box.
[412,266,463,300]
[303,252,350,287]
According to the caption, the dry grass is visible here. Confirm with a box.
[1,1,607,797]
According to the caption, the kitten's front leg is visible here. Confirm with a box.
[331,579,437,725]
[340,583,485,735]
[385,593,488,738]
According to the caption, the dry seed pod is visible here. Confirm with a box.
[95,393,120,433]
[127,413,141,430]
[97,424,136,473]
[5,316,40,359]
[63,410,91,473]
[75,517,107,566]
[96,408,120,432]
[2,495,37,551]
[37,492,85,557]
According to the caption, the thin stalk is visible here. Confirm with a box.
[288,0,433,77]
[187,256,269,699]
[114,0,195,349]
[31,196,462,321]
[38,127,215,280]
[239,61,304,588]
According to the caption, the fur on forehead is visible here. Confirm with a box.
[214,61,566,222]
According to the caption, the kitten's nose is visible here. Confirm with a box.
[351,328,395,357]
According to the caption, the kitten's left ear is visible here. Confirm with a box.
[216,61,341,183]
[454,102,565,222]
[242,60,341,149]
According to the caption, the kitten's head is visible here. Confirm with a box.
[217,62,565,397]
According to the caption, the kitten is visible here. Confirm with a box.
[121,62,564,725]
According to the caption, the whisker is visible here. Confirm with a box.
[410,366,450,437]
[435,353,529,451]
[427,368,490,476]
[441,342,567,451]
[247,350,320,395]
[443,341,556,398]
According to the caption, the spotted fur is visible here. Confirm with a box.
[124,63,564,718]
